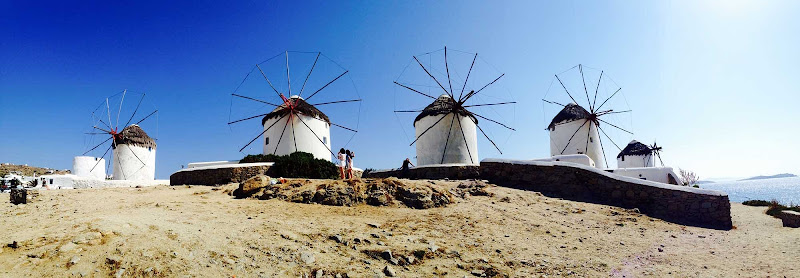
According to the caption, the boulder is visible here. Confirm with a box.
[234,175,271,198]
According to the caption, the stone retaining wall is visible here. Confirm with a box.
[365,164,480,180]
[777,210,800,228]
[170,164,273,186]
[480,159,732,230]
[170,163,363,186]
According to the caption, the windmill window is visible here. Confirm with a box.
[265,137,269,145]
[621,156,625,161]
[148,147,152,151]
[323,137,327,145]
[49,179,53,184]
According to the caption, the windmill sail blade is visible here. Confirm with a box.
[595,87,622,111]
[464,73,504,101]
[93,126,113,134]
[123,93,146,127]
[239,113,288,152]
[305,70,349,101]
[117,90,126,129]
[394,110,423,113]
[469,112,515,131]
[555,74,580,106]
[476,123,502,154]
[413,56,452,98]
[273,116,291,154]
[126,142,147,166]
[445,47,454,96]
[228,113,270,125]
[579,65,592,112]
[584,122,592,154]
[82,136,112,155]
[94,113,113,131]
[597,118,633,135]
[90,145,112,172]
[598,126,622,151]
[459,53,478,101]
[310,99,362,106]
[409,113,450,146]
[134,110,158,125]
[598,110,631,116]
[290,114,297,152]
[285,51,292,95]
[440,114,457,164]
[256,64,284,99]
[596,127,609,167]
[232,94,280,106]
[592,70,603,110]
[463,101,516,108]
[542,99,566,107]
[394,82,436,99]
[561,120,589,154]
[299,52,321,96]
[330,122,357,132]
[295,113,335,156]
[456,117,475,164]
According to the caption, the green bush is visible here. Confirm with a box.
[240,152,338,179]
[742,200,772,207]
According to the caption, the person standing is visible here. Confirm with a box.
[346,150,356,180]
[337,148,346,179]
[401,158,414,178]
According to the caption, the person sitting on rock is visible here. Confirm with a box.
[337,148,346,179]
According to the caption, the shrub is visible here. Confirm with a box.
[240,152,338,179]
[742,200,772,206]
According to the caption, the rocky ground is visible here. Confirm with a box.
[0,179,798,277]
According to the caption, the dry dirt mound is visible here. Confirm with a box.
[230,176,493,209]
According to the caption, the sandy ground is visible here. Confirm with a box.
[0,180,798,278]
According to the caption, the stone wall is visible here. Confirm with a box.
[365,164,480,180]
[777,210,800,228]
[170,163,363,186]
[170,164,273,186]
[480,159,732,230]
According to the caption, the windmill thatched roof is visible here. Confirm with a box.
[547,103,590,130]
[113,124,156,149]
[261,96,330,125]
[617,140,652,158]
[413,94,477,126]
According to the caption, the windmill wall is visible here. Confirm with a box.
[72,156,106,180]
[415,113,479,166]
[549,120,605,168]
[112,144,156,181]
[263,114,331,162]
[618,154,654,168]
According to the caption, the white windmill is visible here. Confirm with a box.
[227,51,361,161]
[394,47,515,166]
[83,90,158,180]
[543,64,633,169]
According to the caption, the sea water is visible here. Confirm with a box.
[701,177,800,205]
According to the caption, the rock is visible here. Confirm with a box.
[281,233,298,241]
[658,247,664,252]
[10,189,27,204]
[223,258,235,264]
[300,251,315,264]
[384,265,397,277]
[367,223,380,228]
[428,242,438,252]
[235,175,271,198]
[114,269,125,278]
[405,255,415,264]
[330,235,343,243]
[471,269,484,276]
[68,256,80,266]
[315,269,323,278]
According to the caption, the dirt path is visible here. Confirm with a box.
[0,180,797,277]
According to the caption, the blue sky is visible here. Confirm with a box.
[1,0,798,179]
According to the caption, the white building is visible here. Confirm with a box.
[72,156,106,180]
[262,95,332,161]
[414,94,479,166]
[548,103,605,168]
[617,140,654,168]
[112,124,156,181]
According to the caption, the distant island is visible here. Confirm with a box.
[740,173,798,181]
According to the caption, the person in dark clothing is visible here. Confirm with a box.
[401,158,414,178]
